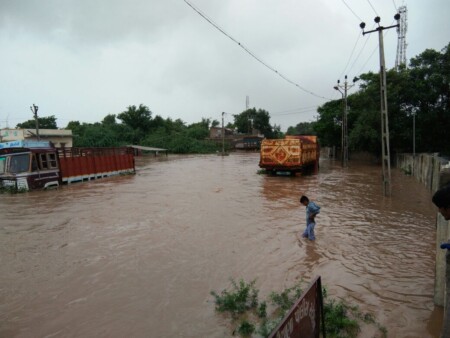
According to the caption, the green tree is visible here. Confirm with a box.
[314,100,343,148]
[102,114,117,126]
[233,108,275,137]
[286,122,316,135]
[406,44,450,153]
[16,115,58,129]
[116,104,154,144]
[313,42,450,156]
[117,104,153,133]
[187,119,210,140]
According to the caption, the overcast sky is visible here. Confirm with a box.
[1,0,449,131]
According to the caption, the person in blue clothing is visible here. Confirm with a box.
[300,195,321,240]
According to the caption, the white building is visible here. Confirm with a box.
[0,128,73,147]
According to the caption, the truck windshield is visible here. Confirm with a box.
[9,154,30,173]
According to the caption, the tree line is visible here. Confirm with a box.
[16,105,282,153]
[16,43,449,155]
[289,42,450,156]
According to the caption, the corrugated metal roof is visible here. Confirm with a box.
[128,145,167,152]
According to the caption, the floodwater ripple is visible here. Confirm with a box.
[0,153,442,337]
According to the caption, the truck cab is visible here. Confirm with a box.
[0,141,60,191]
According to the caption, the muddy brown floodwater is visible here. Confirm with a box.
[0,153,444,337]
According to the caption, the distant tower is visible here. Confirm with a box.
[246,95,249,110]
[395,5,408,70]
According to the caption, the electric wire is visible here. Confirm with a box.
[338,30,362,81]
[392,0,398,12]
[346,32,373,76]
[183,0,331,101]
[272,109,317,116]
[366,0,379,16]
[339,0,364,22]
[271,105,318,116]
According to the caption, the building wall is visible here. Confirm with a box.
[396,153,450,312]
[0,128,73,147]
[209,127,234,139]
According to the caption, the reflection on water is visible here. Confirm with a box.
[0,153,443,337]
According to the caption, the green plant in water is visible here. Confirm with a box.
[238,320,255,337]
[211,279,387,338]
[210,279,259,317]
[269,282,303,312]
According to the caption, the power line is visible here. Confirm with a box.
[338,30,362,80]
[271,106,318,116]
[183,0,331,101]
[340,0,364,22]
[347,32,374,75]
[272,109,317,116]
[366,0,379,16]
[356,44,378,75]
[392,0,398,12]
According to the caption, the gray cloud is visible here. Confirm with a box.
[1,0,449,130]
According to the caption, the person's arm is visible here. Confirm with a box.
[308,203,320,221]
[309,212,317,222]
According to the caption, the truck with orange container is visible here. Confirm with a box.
[259,135,319,175]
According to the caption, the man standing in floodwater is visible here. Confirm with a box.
[300,195,320,241]
[432,184,450,220]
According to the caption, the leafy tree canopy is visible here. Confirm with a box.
[117,104,152,132]
[310,42,450,155]
[233,108,277,138]
[286,122,316,136]
[16,115,58,129]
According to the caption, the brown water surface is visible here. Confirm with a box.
[0,153,443,337]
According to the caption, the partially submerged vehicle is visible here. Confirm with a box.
[259,135,319,175]
[0,140,135,191]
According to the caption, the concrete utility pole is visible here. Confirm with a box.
[221,111,225,155]
[30,104,40,141]
[334,75,357,167]
[360,13,401,197]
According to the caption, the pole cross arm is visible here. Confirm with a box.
[362,24,399,35]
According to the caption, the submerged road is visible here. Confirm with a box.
[0,153,443,337]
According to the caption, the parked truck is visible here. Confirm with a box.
[259,135,319,175]
[0,140,135,191]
